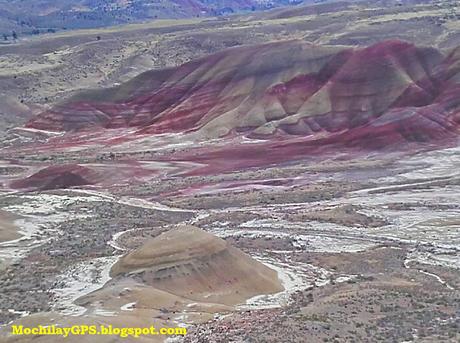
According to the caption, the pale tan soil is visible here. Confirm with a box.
[295,247,408,276]
[77,278,231,320]
[0,210,21,243]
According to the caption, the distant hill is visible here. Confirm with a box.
[0,0,308,38]
[27,39,460,153]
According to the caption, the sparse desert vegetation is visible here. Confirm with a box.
[0,1,459,342]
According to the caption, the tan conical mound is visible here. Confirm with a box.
[111,225,283,306]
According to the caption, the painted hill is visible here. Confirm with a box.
[10,164,99,190]
[26,40,460,149]
[111,225,283,306]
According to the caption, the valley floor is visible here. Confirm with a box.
[0,132,458,342]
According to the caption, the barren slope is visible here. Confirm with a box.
[27,40,460,150]
[111,225,283,306]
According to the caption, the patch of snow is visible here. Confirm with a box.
[8,309,30,317]
[237,256,330,310]
[120,302,136,311]
[92,308,117,317]
[52,256,119,316]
